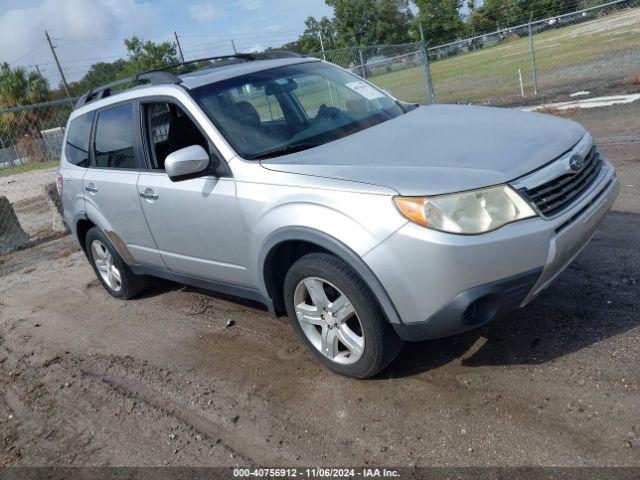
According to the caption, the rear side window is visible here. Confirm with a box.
[94,103,137,169]
[65,111,94,167]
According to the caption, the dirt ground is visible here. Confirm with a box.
[0,102,639,469]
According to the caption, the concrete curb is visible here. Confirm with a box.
[0,195,29,256]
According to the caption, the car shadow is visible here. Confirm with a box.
[381,211,640,379]
[134,279,183,299]
[135,277,269,312]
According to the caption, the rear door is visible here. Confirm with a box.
[83,101,164,267]
[60,111,93,229]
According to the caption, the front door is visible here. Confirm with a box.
[136,101,250,286]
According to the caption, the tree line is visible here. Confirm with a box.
[283,0,615,53]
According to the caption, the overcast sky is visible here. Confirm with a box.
[0,0,333,84]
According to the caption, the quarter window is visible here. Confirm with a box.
[94,103,137,169]
[65,111,94,167]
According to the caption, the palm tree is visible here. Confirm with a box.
[0,63,49,108]
[0,63,51,163]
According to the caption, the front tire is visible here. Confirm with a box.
[85,227,147,300]
[284,253,403,378]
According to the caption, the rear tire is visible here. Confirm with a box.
[85,227,147,300]
[284,253,403,378]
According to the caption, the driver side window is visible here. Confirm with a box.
[144,102,209,170]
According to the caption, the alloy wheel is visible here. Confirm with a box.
[293,277,364,365]
[90,240,122,292]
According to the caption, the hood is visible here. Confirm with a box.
[260,105,586,196]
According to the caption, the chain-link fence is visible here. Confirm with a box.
[1,0,640,261]
[309,43,428,104]
[308,0,640,106]
[1,97,77,257]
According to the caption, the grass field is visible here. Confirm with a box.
[0,160,58,177]
[369,7,640,105]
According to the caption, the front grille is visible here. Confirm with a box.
[524,146,603,217]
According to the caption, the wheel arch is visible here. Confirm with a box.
[75,217,96,253]
[259,227,403,325]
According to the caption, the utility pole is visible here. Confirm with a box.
[528,14,539,95]
[174,31,185,62]
[34,65,42,76]
[231,39,238,54]
[318,30,326,60]
[45,30,71,100]
[419,23,436,104]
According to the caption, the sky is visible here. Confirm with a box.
[0,0,333,84]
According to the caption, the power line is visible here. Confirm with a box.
[52,33,173,42]
[182,29,301,39]
[8,44,44,65]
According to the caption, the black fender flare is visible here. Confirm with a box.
[258,227,403,325]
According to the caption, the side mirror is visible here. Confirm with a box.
[165,145,210,181]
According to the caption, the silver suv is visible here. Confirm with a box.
[58,54,619,378]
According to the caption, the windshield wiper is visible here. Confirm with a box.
[251,142,319,160]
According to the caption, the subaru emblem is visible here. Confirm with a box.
[569,154,584,172]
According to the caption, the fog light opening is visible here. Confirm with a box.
[462,295,500,326]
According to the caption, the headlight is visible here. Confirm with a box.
[394,185,537,234]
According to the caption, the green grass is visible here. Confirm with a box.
[368,8,640,105]
[0,160,58,177]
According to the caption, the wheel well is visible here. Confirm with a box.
[75,219,95,252]
[264,240,329,315]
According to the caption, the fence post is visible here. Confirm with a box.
[419,24,436,104]
[358,48,366,78]
[319,31,326,61]
[528,18,539,95]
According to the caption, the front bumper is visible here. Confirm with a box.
[364,160,620,342]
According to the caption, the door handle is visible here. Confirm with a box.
[85,184,98,193]
[139,188,159,200]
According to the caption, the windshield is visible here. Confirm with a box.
[190,61,405,159]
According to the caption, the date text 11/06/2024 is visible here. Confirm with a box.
[232,468,401,478]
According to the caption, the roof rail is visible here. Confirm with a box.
[76,70,181,108]
[149,51,301,75]
[146,54,256,76]
[75,50,302,108]
[254,50,302,59]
